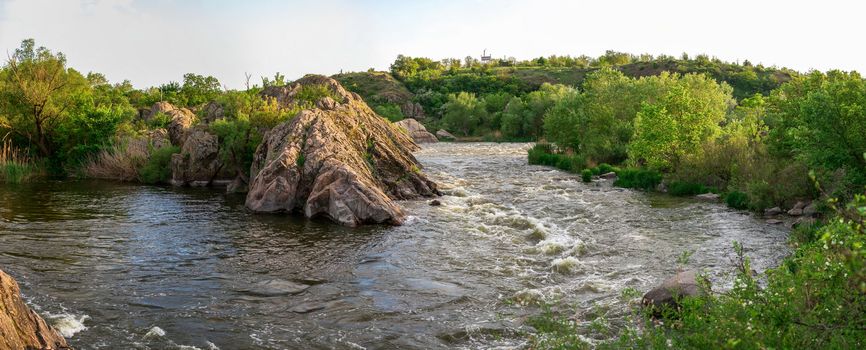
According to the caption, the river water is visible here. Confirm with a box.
[0,143,790,349]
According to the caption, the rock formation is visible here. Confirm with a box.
[245,75,438,226]
[394,118,438,144]
[169,126,227,187]
[200,101,225,124]
[436,129,456,141]
[642,270,705,312]
[0,269,69,350]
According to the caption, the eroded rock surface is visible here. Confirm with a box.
[394,118,438,144]
[0,268,69,350]
[170,127,226,187]
[246,75,438,226]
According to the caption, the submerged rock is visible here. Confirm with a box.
[695,193,721,202]
[642,270,704,312]
[599,172,617,180]
[764,207,783,216]
[245,75,438,226]
[0,268,70,350]
[394,118,438,144]
[436,129,456,141]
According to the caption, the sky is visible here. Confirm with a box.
[1,0,863,89]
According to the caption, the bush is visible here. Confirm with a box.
[139,146,179,184]
[373,103,405,122]
[613,168,662,190]
[527,144,586,173]
[597,163,615,175]
[668,181,715,196]
[725,190,750,210]
[581,169,592,182]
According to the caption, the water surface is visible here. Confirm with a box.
[0,143,790,349]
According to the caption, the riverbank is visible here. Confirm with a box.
[0,143,794,349]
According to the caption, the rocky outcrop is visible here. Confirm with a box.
[0,269,69,350]
[695,193,721,202]
[436,129,456,141]
[401,102,426,120]
[167,107,195,146]
[170,127,226,187]
[643,270,705,313]
[394,119,437,144]
[245,75,438,226]
[201,101,224,124]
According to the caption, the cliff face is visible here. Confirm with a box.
[0,269,69,350]
[245,75,438,226]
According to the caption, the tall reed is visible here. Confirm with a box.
[0,140,40,183]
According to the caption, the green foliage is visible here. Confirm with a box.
[613,196,866,349]
[613,168,662,191]
[181,73,221,106]
[527,144,586,172]
[667,181,715,196]
[629,73,733,170]
[442,92,486,136]
[209,117,259,177]
[373,103,405,122]
[725,190,751,210]
[581,168,592,182]
[295,83,340,107]
[139,146,179,184]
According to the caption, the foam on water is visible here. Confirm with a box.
[45,312,89,338]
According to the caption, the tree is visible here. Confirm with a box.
[0,39,88,156]
[181,73,221,106]
[543,92,584,151]
[629,73,733,170]
[441,92,485,136]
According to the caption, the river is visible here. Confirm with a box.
[0,142,790,349]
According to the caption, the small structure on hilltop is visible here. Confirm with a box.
[481,49,492,62]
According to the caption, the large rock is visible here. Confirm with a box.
[245,75,438,226]
[143,101,197,146]
[401,102,426,120]
[201,101,224,124]
[436,129,456,141]
[170,127,226,187]
[0,269,70,350]
[394,118,438,144]
[642,270,704,311]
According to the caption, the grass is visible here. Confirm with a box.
[83,138,150,181]
[528,144,586,172]
[612,168,662,191]
[1,140,41,183]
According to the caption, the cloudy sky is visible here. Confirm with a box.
[1,0,863,89]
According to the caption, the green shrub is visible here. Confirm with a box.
[139,146,179,184]
[581,169,592,182]
[613,168,662,190]
[373,103,405,122]
[597,163,615,175]
[725,190,750,210]
[668,181,715,196]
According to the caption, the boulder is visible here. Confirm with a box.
[695,193,721,202]
[430,199,442,206]
[436,129,456,141]
[394,118,438,144]
[227,175,248,194]
[787,208,803,216]
[245,75,438,226]
[792,201,808,210]
[0,268,70,350]
[766,219,784,225]
[764,207,783,216]
[599,172,617,180]
[803,202,818,217]
[143,128,171,150]
[142,102,198,146]
[401,102,426,120]
[201,101,224,124]
[642,270,704,311]
[170,127,226,187]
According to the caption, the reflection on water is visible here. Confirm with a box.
[0,143,790,349]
